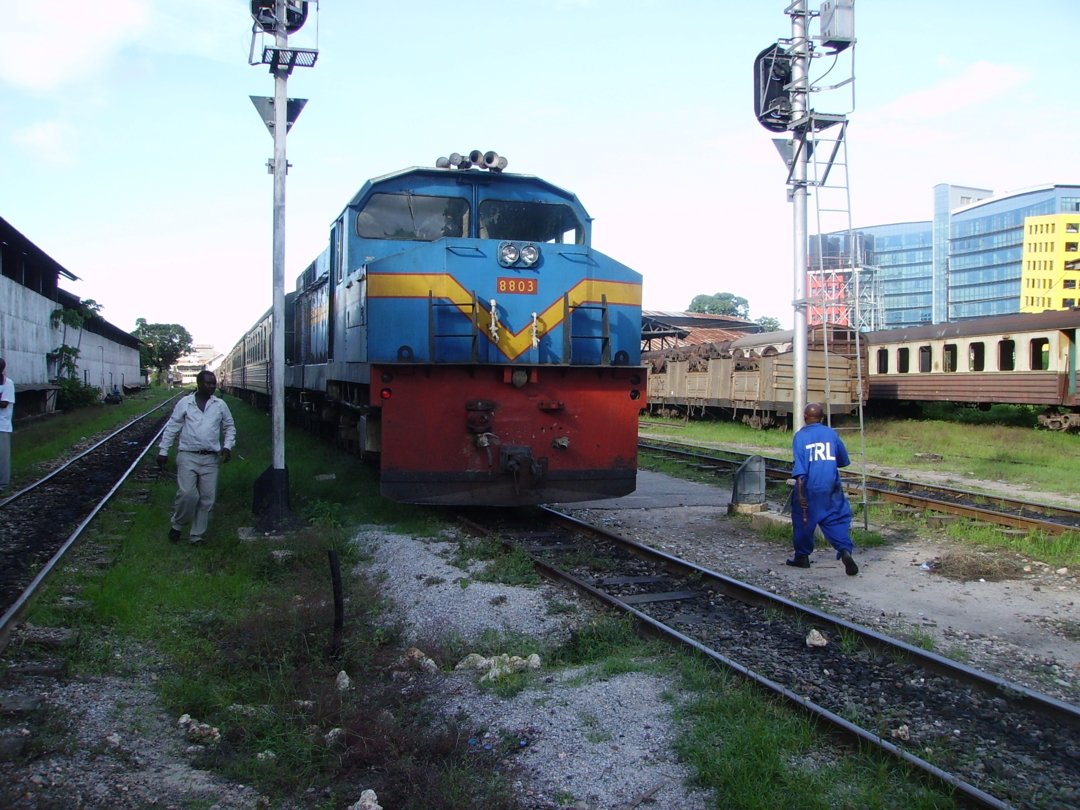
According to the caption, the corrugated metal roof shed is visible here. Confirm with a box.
[642,310,760,331]
[641,311,761,352]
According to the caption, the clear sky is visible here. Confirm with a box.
[2,1,1077,352]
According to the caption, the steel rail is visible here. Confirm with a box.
[0,404,174,650]
[544,507,1080,727]
[527,546,1011,810]
[485,505,1080,809]
[0,395,178,510]
[862,488,1069,533]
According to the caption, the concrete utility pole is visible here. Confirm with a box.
[270,2,288,478]
[789,0,810,432]
[248,0,317,528]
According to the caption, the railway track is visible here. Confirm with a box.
[0,398,177,649]
[460,506,1080,810]
[639,438,1080,536]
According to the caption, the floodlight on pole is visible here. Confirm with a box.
[247,0,317,531]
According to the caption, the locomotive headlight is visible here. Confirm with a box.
[519,243,540,266]
[498,242,520,266]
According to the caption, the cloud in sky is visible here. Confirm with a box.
[0,1,249,94]
[11,121,78,167]
[0,1,149,92]
[871,61,1033,122]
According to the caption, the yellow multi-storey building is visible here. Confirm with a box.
[1021,213,1080,312]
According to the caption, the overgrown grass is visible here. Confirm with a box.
[673,655,956,808]
[24,394,516,808]
[903,628,938,652]
[918,402,1041,428]
[544,615,664,672]
[860,416,1077,497]
[943,523,1080,571]
[640,415,793,456]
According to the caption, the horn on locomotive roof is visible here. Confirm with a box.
[483,151,508,172]
[435,151,508,172]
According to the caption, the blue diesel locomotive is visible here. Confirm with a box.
[223,152,645,505]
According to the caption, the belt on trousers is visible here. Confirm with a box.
[183,449,219,455]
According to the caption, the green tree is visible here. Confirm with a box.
[49,298,102,379]
[755,316,782,332]
[132,319,194,381]
[687,292,750,319]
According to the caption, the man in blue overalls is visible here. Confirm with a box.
[788,402,859,575]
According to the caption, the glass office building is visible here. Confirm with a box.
[950,185,1080,320]
[934,184,992,322]
[810,222,932,329]
[813,184,1080,329]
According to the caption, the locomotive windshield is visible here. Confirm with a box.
[356,193,470,241]
[354,193,584,245]
[479,200,583,244]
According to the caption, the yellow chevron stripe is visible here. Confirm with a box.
[367,273,641,360]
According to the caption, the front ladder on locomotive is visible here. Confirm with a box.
[428,290,480,362]
[563,293,611,365]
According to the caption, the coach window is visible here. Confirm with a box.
[969,342,985,371]
[356,194,470,241]
[998,339,1015,371]
[943,343,957,372]
[1030,338,1050,371]
[876,348,889,373]
[479,200,584,244]
[918,345,932,372]
[897,347,910,373]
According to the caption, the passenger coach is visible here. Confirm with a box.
[864,310,1080,430]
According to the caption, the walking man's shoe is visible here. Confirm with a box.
[168,528,181,543]
[786,554,811,568]
[840,551,859,576]
[189,536,204,546]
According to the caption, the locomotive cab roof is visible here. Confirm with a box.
[341,166,593,241]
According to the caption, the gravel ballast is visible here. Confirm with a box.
[359,527,714,810]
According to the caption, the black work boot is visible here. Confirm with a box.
[840,551,859,576]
